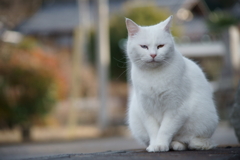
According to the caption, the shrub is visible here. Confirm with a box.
[0,43,67,141]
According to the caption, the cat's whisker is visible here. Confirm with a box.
[113,57,128,68]
[132,60,142,66]
[117,63,127,69]
[113,57,127,64]
[116,68,129,80]
[162,59,180,70]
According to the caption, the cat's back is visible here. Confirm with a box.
[183,57,213,96]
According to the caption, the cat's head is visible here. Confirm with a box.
[126,16,175,69]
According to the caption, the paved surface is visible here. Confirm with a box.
[8,146,240,160]
[0,137,142,160]
[0,123,238,160]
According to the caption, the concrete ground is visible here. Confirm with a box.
[0,122,238,160]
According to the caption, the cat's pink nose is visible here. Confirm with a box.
[150,54,157,58]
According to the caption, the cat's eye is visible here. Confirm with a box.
[140,45,148,49]
[157,44,164,49]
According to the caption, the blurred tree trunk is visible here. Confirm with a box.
[96,0,110,132]
[229,26,240,86]
[219,29,234,90]
[20,124,31,142]
[230,82,240,142]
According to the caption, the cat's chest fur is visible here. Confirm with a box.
[131,65,178,114]
[133,65,170,87]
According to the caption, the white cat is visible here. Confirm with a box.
[126,16,218,152]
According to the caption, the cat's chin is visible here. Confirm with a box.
[144,60,164,68]
[146,60,159,63]
[148,59,166,63]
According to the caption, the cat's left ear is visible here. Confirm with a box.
[162,15,173,33]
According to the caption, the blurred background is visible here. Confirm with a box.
[0,0,239,159]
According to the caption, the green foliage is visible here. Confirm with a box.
[17,37,37,50]
[88,3,181,81]
[0,51,57,129]
[207,11,239,33]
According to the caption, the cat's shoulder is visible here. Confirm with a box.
[183,57,201,69]
[182,56,206,79]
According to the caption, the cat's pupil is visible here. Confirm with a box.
[140,45,148,49]
[157,44,164,49]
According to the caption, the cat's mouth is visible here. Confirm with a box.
[145,59,166,67]
[147,59,159,63]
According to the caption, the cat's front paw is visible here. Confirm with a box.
[146,144,169,152]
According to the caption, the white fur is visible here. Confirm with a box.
[126,16,218,152]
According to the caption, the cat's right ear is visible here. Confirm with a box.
[162,15,173,33]
[126,18,140,37]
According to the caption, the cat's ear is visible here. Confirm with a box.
[126,18,140,37]
[162,15,173,33]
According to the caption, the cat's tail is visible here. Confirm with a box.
[188,137,217,150]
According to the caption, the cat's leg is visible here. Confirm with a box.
[144,117,162,152]
[150,110,187,152]
[128,114,150,146]
[128,97,150,146]
[188,137,216,150]
[170,141,187,151]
